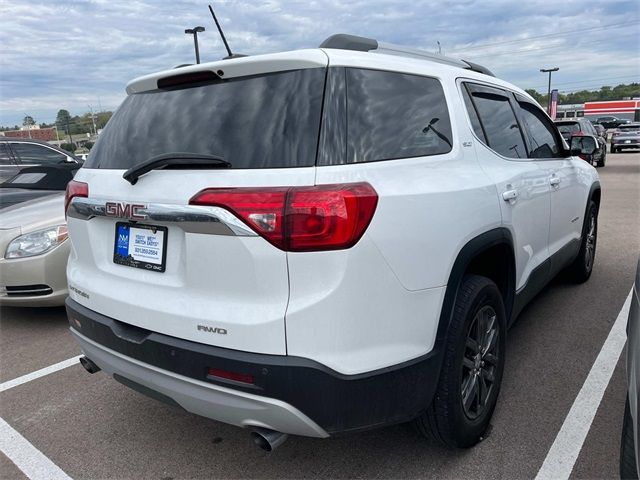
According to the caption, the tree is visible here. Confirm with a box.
[55,109,71,131]
[56,109,74,144]
[23,115,35,127]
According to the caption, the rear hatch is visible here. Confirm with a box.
[555,121,581,141]
[66,51,328,355]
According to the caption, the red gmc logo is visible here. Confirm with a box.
[105,202,147,220]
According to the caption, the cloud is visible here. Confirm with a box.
[0,0,638,126]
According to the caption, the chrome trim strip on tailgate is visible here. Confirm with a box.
[68,197,257,236]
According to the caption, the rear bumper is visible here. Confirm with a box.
[72,329,328,438]
[612,140,640,148]
[66,298,441,436]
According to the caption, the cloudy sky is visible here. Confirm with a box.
[0,0,638,127]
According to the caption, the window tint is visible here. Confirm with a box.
[0,143,13,165]
[517,102,561,158]
[470,90,527,159]
[461,86,486,142]
[345,69,452,163]
[85,68,325,169]
[12,143,66,164]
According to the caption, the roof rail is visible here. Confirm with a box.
[319,34,495,77]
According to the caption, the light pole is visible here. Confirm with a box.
[540,67,559,113]
[185,26,205,64]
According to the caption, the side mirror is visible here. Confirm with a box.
[570,135,598,156]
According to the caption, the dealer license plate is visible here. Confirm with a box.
[113,222,167,272]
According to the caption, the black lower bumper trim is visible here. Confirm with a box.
[66,298,441,435]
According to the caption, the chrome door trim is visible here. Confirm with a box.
[68,197,257,236]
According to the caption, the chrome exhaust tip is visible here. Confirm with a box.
[79,356,101,374]
[250,427,288,452]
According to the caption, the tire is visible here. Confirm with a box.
[621,398,638,479]
[612,147,618,154]
[567,200,597,283]
[597,149,606,167]
[416,274,506,448]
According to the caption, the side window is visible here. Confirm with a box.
[516,101,562,158]
[0,143,14,165]
[468,87,527,159]
[461,86,486,142]
[345,68,452,163]
[11,143,66,164]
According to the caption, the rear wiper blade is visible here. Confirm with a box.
[123,153,231,185]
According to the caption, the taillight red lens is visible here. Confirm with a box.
[189,183,378,252]
[64,180,89,218]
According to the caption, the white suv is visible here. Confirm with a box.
[65,34,601,450]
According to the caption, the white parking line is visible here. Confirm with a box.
[536,288,633,480]
[0,417,72,480]
[0,356,81,393]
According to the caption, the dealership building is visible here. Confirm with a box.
[556,99,640,121]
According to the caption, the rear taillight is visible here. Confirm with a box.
[189,183,378,252]
[65,180,89,218]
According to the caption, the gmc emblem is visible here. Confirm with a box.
[105,202,147,220]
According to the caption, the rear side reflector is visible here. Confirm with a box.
[189,183,378,252]
[207,367,254,385]
[65,180,89,218]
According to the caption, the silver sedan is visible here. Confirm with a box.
[0,192,69,307]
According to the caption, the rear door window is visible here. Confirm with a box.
[461,86,487,143]
[11,143,67,164]
[85,68,326,170]
[0,143,14,165]
[466,84,528,159]
[344,68,452,163]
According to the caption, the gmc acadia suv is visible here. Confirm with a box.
[65,34,601,450]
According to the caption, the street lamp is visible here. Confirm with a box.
[185,26,205,64]
[540,67,559,113]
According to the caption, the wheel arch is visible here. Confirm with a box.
[589,181,601,212]
[435,228,516,350]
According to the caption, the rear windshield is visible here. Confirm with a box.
[555,122,581,134]
[85,68,326,169]
[618,124,640,131]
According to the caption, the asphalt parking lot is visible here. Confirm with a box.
[1,151,639,479]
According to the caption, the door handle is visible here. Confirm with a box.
[502,189,518,202]
[550,176,561,188]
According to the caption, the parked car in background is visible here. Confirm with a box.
[555,119,606,167]
[611,123,640,153]
[0,138,81,183]
[621,258,640,479]
[0,164,80,209]
[592,124,607,141]
[596,116,631,129]
[0,165,77,306]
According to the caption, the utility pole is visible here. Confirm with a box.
[540,67,559,113]
[185,26,205,64]
[87,105,97,136]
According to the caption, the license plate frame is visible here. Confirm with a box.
[113,222,168,273]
